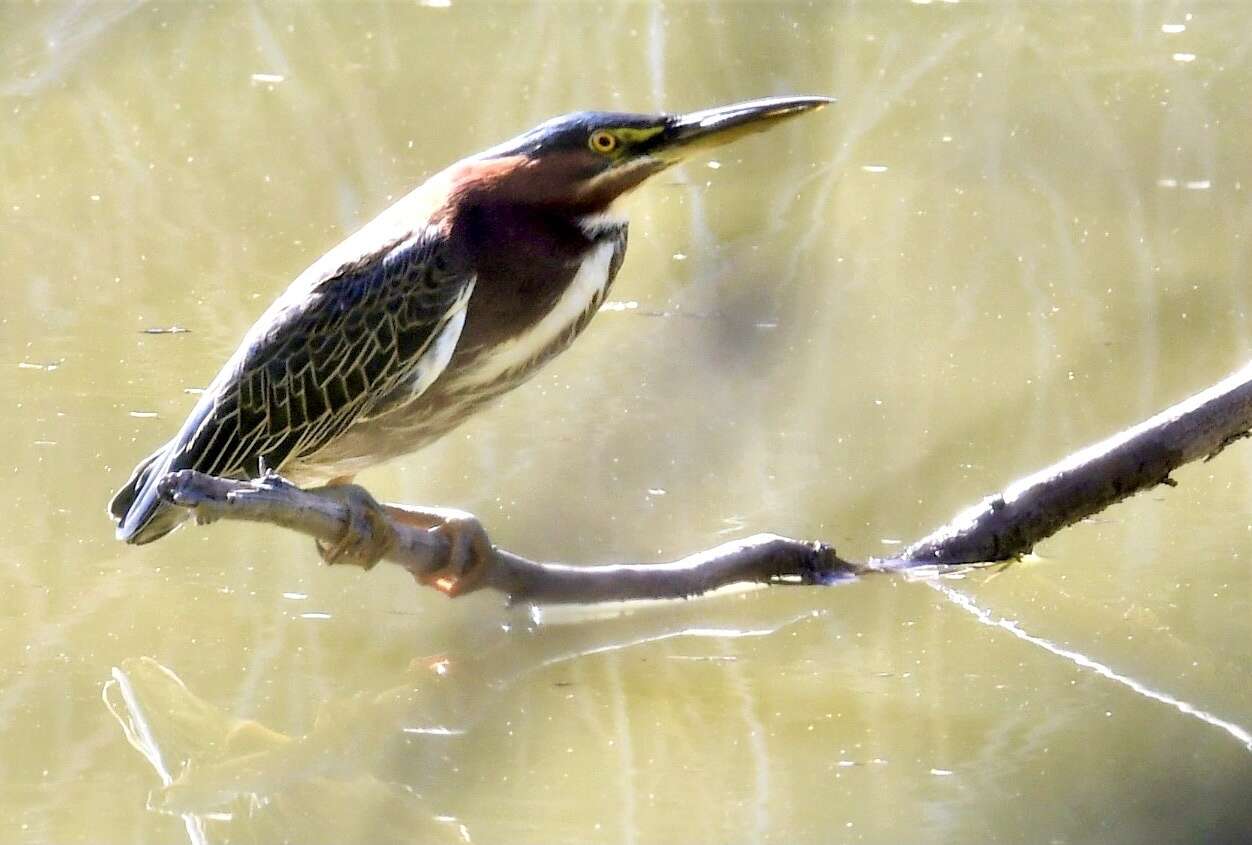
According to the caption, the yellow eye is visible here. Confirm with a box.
[588,130,618,154]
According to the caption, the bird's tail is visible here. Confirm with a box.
[108,444,189,544]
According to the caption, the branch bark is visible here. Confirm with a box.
[158,360,1252,604]
[900,360,1252,565]
[158,471,862,604]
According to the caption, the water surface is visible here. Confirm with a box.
[2,2,1250,843]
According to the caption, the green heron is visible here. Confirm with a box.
[110,95,830,592]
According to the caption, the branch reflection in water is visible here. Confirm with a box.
[102,591,822,844]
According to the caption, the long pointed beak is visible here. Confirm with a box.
[654,95,833,162]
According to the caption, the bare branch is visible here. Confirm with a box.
[158,470,860,604]
[157,360,1252,602]
[900,360,1252,565]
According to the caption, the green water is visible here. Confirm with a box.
[2,2,1250,843]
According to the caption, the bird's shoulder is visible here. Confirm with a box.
[269,181,466,319]
[243,214,471,364]
[164,193,475,478]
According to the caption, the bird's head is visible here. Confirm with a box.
[463,96,832,213]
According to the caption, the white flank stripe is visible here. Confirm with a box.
[411,286,472,397]
[454,238,616,388]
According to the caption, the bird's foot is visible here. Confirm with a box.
[253,466,300,492]
[311,483,393,570]
[383,504,492,598]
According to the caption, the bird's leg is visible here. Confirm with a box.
[380,503,492,598]
[310,477,393,570]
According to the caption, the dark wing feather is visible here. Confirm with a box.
[113,227,472,543]
[180,230,472,478]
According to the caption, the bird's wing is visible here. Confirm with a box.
[167,227,474,480]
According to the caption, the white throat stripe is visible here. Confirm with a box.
[453,238,617,388]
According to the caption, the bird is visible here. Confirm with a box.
[109,95,830,593]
